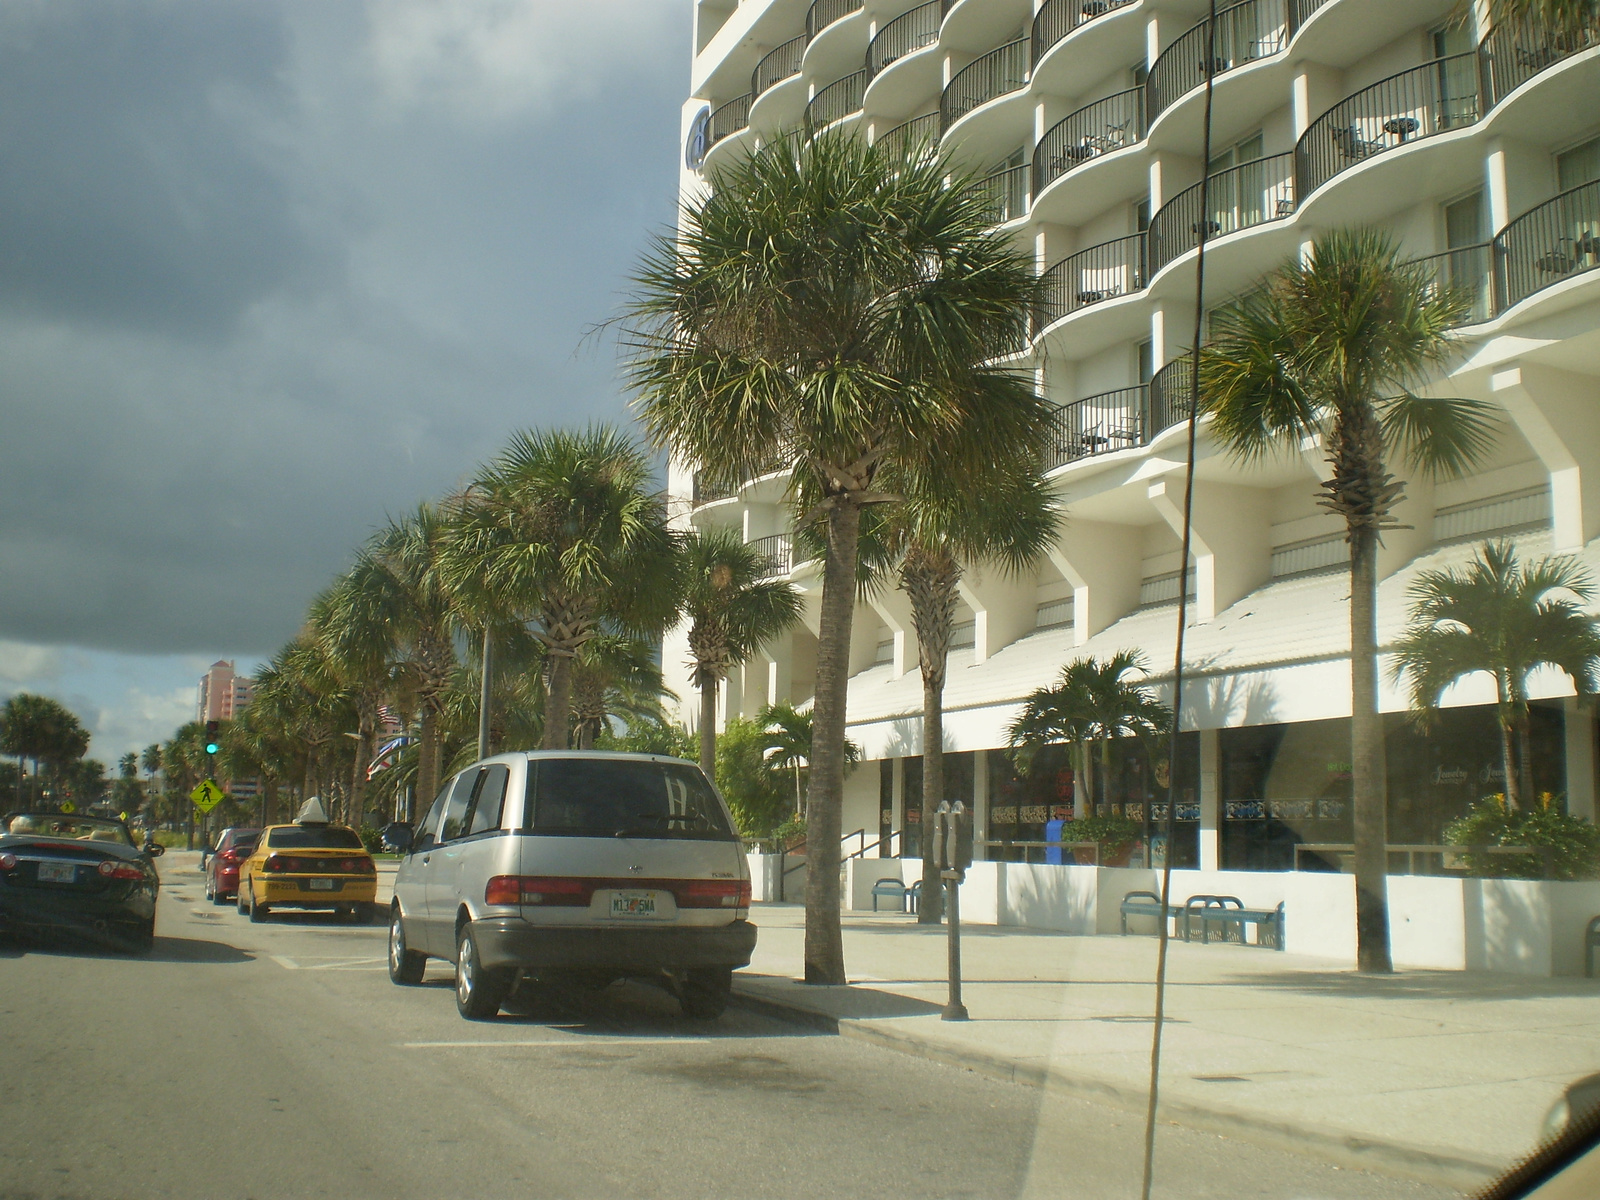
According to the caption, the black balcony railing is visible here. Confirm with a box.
[1147,0,1288,120]
[869,1,941,76]
[750,533,795,579]
[807,69,868,131]
[693,472,738,507]
[806,0,863,39]
[1035,233,1147,334]
[1497,179,1600,311]
[708,94,752,147]
[1033,87,1145,195]
[1480,12,1600,105]
[1032,0,1140,66]
[1046,386,1148,468]
[941,37,1029,131]
[876,111,940,159]
[1413,243,1494,325]
[1148,152,1294,276]
[752,35,807,98]
[1296,53,1481,200]
[1148,357,1195,439]
[975,163,1030,224]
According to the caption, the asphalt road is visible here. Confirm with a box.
[0,856,1458,1200]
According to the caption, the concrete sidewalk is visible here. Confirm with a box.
[732,903,1600,1190]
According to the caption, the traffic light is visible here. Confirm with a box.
[204,720,220,756]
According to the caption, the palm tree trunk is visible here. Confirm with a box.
[906,551,958,925]
[478,626,494,761]
[1516,718,1535,810]
[417,707,441,812]
[544,652,574,750]
[1349,528,1393,973]
[1495,674,1519,809]
[919,671,947,924]
[699,669,719,780]
[805,497,862,984]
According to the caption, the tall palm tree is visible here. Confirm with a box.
[1392,539,1600,809]
[443,426,678,751]
[679,527,804,777]
[570,633,674,751]
[628,132,1051,983]
[1198,227,1496,973]
[0,693,86,807]
[140,742,162,815]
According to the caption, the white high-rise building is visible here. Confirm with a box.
[669,0,1600,879]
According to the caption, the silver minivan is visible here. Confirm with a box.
[385,751,756,1021]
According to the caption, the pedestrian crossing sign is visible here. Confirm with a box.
[191,780,225,812]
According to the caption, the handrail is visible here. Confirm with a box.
[806,0,863,40]
[845,829,903,860]
[1496,178,1600,311]
[984,839,1102,866]
[1148,151,1295,276]
[974,163,1030,224]
[876,111,940,159]
[868,0,941,77]
[1033,87,1145,197]
[752,35,807,99]
[1147,356,1194,440]
[941,36,1029,131]
[1033,0,1140,67]
[1480,11,1600,106]
[708,93,752,148]
[1044,385,1149,469]
[1035,232,1146,335]
[1412,242,1494,325]
[1288,0,1331,33]
[807,69,867,131]
[692,471,738,508]
[1147,0,1288,121]
[750,532,794,578]
[1296,52,1481,201]
[1294,842,1557,878]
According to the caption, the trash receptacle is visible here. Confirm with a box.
[1045,818,1066,865]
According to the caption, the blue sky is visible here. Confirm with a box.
[0,0,691,762]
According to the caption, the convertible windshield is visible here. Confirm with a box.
[266,826,364,850]
[4,814,134,846]
[528,759,737,841]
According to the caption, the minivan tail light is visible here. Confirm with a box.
[485,875,590,907]
[677,879,751,909]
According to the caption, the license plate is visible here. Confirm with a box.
[307,878,335,891]
[610,891,658,918]
[37,861,77,884]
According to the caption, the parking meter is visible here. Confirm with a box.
[936,801,970,1021]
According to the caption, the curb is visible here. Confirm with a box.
[730,982,1505,1192]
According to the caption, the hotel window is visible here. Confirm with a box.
[1557,135,1600,190]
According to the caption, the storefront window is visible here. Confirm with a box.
[878,759,894,858]
[987,746,1074,862]
[898,752,974,860]
[1117,731,1200,869]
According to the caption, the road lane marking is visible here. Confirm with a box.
[271,955,387,970]
[400,1037,730,1049]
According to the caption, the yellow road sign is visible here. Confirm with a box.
[60,801,76,814]
[191,780,225,812]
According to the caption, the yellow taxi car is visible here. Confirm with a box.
[236,802,377,924]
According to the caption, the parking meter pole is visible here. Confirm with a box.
[938,800,969,1022]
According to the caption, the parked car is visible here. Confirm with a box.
[236,818,377,923]
[386,751,756,1021]
[0,812,163,951]
[203,827,260,904]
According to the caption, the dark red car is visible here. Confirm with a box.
[203,827,260,904]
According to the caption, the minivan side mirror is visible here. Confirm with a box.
[381,822,414,853]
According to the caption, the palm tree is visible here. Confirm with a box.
[570,633,675,751]
[628,132,1052,983]
[140,742,162,816]
[0,693,87,807]
[443,426,678,751]
[1392,540,1600,809]
[1478,0,1600,39]
[755,702,862,827]
[679,527,804,777]
[1198,227,1497,973]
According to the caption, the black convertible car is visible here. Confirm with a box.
[0,812,163,952]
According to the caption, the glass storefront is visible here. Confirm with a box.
[878,759,893,857]
[897,751,974,860]
[1113,731,1200,869]
[987,745,1074,862]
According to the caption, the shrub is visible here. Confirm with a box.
[357,823,385,855]
[1444,794,1600,880]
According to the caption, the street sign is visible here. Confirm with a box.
[191,780,225,813]
[60,801,76,814]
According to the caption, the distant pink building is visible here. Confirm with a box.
[197,660,256,723]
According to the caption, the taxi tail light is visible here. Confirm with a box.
[263,855,292,873]
[678,879,751,910]
[339,859,375,874]
[485,875,589,907]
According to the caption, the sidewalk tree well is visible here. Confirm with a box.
[627,131,1051,983]
[1391,539,1600,810]
[1197,228,1495,973]
[678,526,804,778]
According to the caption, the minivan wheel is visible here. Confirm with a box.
[679,968,732,1020]
[455,926,511,1020]
[388,908,426,986]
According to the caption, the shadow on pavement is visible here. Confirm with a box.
[1,932,253,964]
[735,973,944,1019]
[492,978,830,1039]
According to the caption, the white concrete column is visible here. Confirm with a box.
[1486,142,1511,231]
[960,568,1036,661]
[1566,698,1597,822]
[1199,727,1221,870]
[1491,364,1600,551]
[867,591,913,680]
[1047,520,1143,644]
[1148,477,1272,623]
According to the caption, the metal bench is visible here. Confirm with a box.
[1186,894,1285,950]
[1119,890,1184,936]
[871,878,907,912]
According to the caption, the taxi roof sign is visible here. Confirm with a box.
[296,795,330,825]
[190,780,225,812]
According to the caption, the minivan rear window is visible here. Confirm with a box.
[527,759,737,841]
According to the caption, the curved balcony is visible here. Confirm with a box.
[1033,0,1140,67]
[807,69,868,132]
[875,111,940,159]
[1149,152,1295,279]
[1033,88,1144,197]
[751,533,795,579]
[1148,357,1195,445]
[1046,385,1149,470]
[941,36,1029,132]
[1480,12,1600,105]
[1497,179,1600,312]
[974,163,1030,225]
[1147,0,1288,123]
[708,93,752,148]
[752,35,807,99]
[1412,243,1494,326]
[1034,233,1147,336]
[869,1,941,77]
[692,472,739,508]
[1296,53,1481,201]
[806,0,863,39]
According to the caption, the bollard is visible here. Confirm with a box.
[936,800,970,1021]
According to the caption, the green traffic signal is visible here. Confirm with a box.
[205,742,219,755]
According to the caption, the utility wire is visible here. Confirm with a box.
[1140,1,1219,1195]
